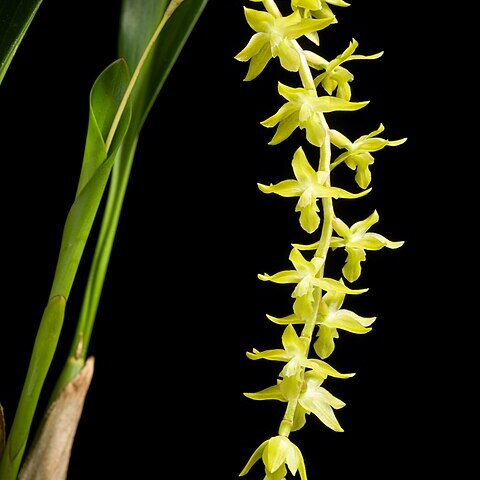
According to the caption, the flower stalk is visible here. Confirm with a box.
[237,1,405,478]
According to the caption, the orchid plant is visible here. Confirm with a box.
[236,1,405,478]
[1,1,404,478]
[0,0,208,478]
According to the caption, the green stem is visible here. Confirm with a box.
[269,1,334,439]
[278,131,333,438]
[51,141,138,399]
[68,138,137,362]
[278,400,298,437]
[83,141,137,342]
[314,125,334,260]
[77,148,129,357]
[83,0,183,348]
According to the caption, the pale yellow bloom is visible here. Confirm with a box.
[236,8,332,80]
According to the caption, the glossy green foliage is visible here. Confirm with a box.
[77,0,210,345]
[120,0,209,132]
[0,0,43,85]
[50,60,131,300]
[0,1,210,478]
[0,60,131,480]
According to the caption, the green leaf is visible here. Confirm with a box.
[0,59,131,480]
[119,0,209,133]
[0,0,43,85]
[50,59,131,300]
[76,0,210,350]
[76,59,132,195]
[118,0,169,76]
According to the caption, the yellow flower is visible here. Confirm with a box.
[308,39,383,100]
[262,82,368,147]
[235,8,333,80]
[258,147,370,233]
[293,0,350,44]
[314,286,376,358]
[330,124,407,188]
[240,435,307,480]
[247,324,355,379]
[259,247,366,317]
[266,285,376,359]
[332,211,404,282]
[245,370,347,432]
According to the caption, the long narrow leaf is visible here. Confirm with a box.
[77,0,209,349]
[50,60,131,300]
[0,59,131,480]
[0,0,43,85]
[118,0,170,75]
[120,0,209,131]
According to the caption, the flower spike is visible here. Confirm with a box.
[237,1,405,478]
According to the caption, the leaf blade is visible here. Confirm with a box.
[0,0,43,85]
[0,60,132,479]
[76,0,210,341]
[50,59,131,300]
[119,0,209,133]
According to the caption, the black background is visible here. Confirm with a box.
[0,1,469,478]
